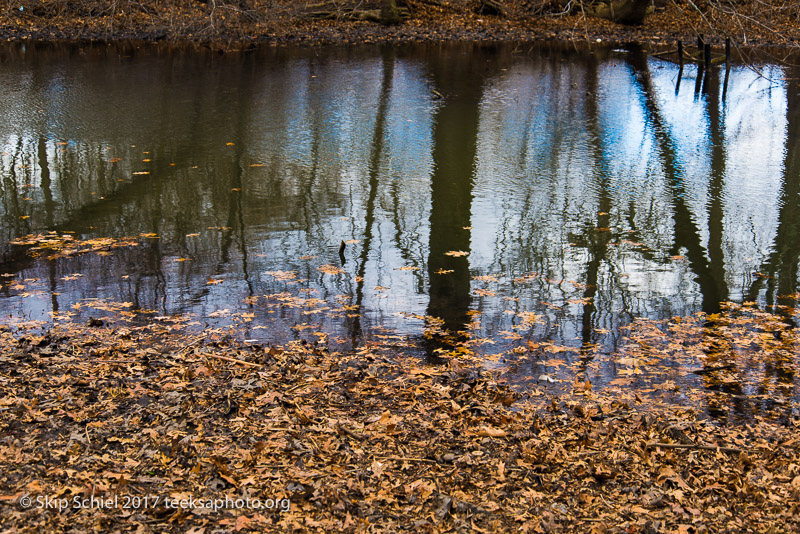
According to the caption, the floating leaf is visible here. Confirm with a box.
[317,264,345,275]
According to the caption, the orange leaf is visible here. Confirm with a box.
[477,426,507,437]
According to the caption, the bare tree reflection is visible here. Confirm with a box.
[626,47,729,315]
[423,45,501,358]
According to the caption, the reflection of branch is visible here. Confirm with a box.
[580,56,612,347]
[353,50,395,341]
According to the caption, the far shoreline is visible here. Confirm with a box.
[1,2,799,54]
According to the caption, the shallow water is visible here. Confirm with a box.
[0,42,798,412]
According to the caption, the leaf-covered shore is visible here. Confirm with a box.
[1,311,798,533]
[0,0,798,48]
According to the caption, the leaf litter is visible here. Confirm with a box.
[0,303,798,533]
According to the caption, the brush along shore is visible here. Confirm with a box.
[0,0,799,49]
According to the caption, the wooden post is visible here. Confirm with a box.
[676,40,684,95]
[704,43,711,70]
[723,38,731,99]
[725,38,731,66]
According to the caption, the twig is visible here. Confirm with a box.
[376,456,438,463]
[336,423,367,441]
[646,442,742,454]
[178,335,205,356]
[710,2,797,46]
[206,354,262,367]
[283,381,310,394]
[650,49,679,58]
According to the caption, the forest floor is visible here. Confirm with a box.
[0,301,799,533]
[0,0,798,52]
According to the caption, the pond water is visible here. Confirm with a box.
[0,42,798,413]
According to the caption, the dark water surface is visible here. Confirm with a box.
[1,42,798,409]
